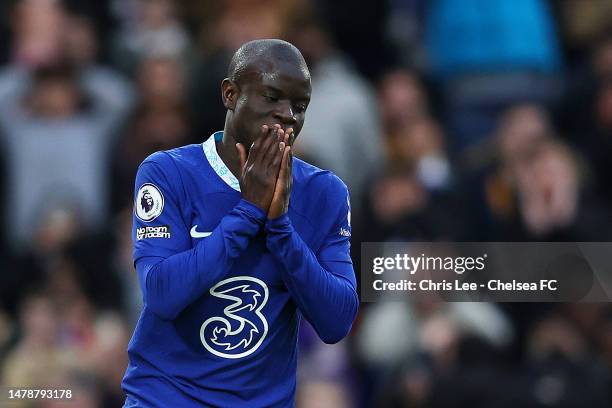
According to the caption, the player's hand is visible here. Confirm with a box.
[236,124,286,212]
[268,129,293,219]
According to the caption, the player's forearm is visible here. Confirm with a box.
[138,199,266,320]
[265,215,359,344]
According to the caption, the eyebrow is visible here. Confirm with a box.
[263,84,310,98]
[262,85,283,93]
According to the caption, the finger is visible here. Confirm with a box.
[271,141,285,169]
[247,125,269,164]
[246,125,267,166]
[285,128,293,145]
[255,126,277,165]
[287,148,293,190]
[257,125,269,145]
[263,128,284,167]
[252,125,268,149]
[278,145,291,184]
[236,143,247,171]
[265,130,284,171]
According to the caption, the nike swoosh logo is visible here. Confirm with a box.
[190,225,212,238]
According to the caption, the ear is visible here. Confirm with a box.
[221,78,239,110]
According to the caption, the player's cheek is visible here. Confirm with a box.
[290,122,304,144]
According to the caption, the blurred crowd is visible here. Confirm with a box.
[1,0,612,407]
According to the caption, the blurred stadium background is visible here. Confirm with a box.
[1,0,612,406]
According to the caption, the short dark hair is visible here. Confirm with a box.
[227,39,309,85]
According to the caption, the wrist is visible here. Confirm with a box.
[265,212,292,233]
[241,194,268,212]
[267,207,288,220]
[236,199,267,224]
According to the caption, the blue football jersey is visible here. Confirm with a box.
[122,132,356,407]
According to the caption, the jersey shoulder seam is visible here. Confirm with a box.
[160,150,191,231]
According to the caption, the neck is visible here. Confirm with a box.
[216,121,242,179]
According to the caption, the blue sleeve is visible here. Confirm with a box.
[133,153,266,320]
[132,154,191,261]
[264,177,358,344]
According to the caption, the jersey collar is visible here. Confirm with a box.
[202,131,241,192]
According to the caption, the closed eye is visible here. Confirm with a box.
[263,94,279,103]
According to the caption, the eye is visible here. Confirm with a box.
[294,103,307,113]
[264,94,279,103]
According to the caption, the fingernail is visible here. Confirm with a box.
[279,142,285,150]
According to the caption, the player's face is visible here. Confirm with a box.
[233,63,311,148]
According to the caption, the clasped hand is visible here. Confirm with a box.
[236,124,293,219]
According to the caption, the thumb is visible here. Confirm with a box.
[236,143,247,170]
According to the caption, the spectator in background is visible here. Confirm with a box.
[484,104,553,235]
[425,0,563,152]
[0,0,134,250]
[314,0,391,81]
[61,10,132,103]
[0,1,11,64]
[289,14,384,209]
[113,208,143,325]
[558,33,612,206]
[111,0,191,75]
[517,311,610,406]
[358,295,513,407]
[188,0,303,139]
[378,70,451,192]
[297,319,356,408]
[1,292,73,395]
[556,0,612,63]
[9,0,65,67]
[512,141,579,238]
[111,56,191,211]
[357,296,513,370]
[485,103,612,241]
[0,310,10,357]
[0,60,133,250]
[90,314,130,406]
[2,290,129,407]
[384,0,427,69]
[296,380,352,408]
[357,70,462,242]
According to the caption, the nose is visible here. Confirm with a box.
[273,102,297,125]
